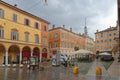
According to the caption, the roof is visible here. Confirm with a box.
[0,0,50,24]
[95,27,117,34]
[49,27,95,40]
[49,27,84,37]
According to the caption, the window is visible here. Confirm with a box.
[25,32,29,42]
[44,26,47,31]
[11,30,19,40]
[61,33,64,38]
[101,40,103,42]
[35,35,39,43]
[0,9,4,18]
[49,43,52,48]
[24,18,30,26]
[54,33,58,38]
[0,28,4,38]
[97,40,99,43]
[109,34,111,36]
[61,42,64,47]
[109,39,111,42]
[114,33,116,36]
[54,42,58,47]
[101,33,103,37]
[13,14,17,22]
[43,37,47,44]
[34,22,39,29]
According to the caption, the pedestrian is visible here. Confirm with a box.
[96,51,99,62]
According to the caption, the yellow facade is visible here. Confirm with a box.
[0,1,50,66]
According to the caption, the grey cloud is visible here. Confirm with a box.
[3,0,117,38]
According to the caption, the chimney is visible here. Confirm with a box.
[63,25,65,29]
[52,25,55,29]
[70,27,72,32]
[14,4,17,7]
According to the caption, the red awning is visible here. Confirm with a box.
[42,53,47,58]
[33,53,39,57]
[22,52,30,58]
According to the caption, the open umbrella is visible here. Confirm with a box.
[99,52,111,55]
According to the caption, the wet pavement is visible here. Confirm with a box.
[0,60,120,80]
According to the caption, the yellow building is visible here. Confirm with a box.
[0,1,50,66]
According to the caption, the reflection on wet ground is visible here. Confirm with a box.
[0,61,120,80]
[0,67,119,80]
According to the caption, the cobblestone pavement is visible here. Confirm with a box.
[0,61,119,80]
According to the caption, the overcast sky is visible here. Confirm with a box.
[3,0,117,39]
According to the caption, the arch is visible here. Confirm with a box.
[8,45,20,64]
[42,48,47,59]
[11,28,18,31]
[22,46,31,64]
[0,44,5,65]
[33,47,40,57]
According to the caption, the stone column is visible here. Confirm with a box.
[19,50,22,66]
[5,49,8,66]
[31,51,33,56]
[40,53,42,63]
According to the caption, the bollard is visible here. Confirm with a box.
[73,67,79,74]
[96,67,102,75]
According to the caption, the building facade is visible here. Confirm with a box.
[0,1,50,66]
[49,25,86,56]
[95,26,119,55]
[85,36,95,52]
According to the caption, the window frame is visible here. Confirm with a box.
[13,14,17,22]
[35,34,39,43]
[34,22,39,29]
[0,9,4,18]
[25,32,29,42]
[0,27,4,39]
[24,18,30,26]
[11,30,19,40]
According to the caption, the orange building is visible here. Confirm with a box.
[95,26,119,55]
[49,25,85,56]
